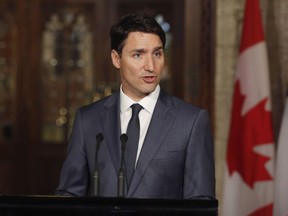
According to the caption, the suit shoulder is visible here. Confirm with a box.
[170,95,203,114]
[78,92,118,115]
[168,96,212,131]
[159,89,207,118]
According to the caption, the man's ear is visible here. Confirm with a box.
[111,49,121,69]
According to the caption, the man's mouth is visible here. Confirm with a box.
[142,76,157,83]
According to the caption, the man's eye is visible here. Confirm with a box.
[133,53,142,58]
[154,52,162,57]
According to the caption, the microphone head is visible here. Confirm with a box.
[96,133,104,142]
[120,134,128,143]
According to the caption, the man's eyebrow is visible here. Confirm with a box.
[131,48,146,53]
[130,46,164,53]
[153,46,164,52]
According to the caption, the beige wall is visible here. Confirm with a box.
[215,0,288,212]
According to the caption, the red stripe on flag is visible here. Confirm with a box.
[248,203,273,216]
[239,0,265,53]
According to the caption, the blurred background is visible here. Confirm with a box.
[0,0,287,210]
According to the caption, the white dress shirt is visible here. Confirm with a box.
[120,85,160,166]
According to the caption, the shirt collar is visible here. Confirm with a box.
[120,85,160,114]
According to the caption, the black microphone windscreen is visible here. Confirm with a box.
[96,133,104,142]
[120,133,128,143]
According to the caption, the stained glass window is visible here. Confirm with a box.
[41,6,94,143]
[155,14,172,92]
[0,13,17,142]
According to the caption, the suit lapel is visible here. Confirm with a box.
[100,92,121,174]
[127,90,176,196]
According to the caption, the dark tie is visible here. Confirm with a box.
[125,103,143,187]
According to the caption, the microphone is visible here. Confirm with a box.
[118,133,128,197]
[91,133,104,197]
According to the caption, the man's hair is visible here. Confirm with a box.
[110,12,166,54]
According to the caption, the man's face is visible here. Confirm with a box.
[111,32,165,101]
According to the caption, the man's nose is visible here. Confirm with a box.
[144,56,155,72]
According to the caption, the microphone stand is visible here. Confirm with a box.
[92,133,104,197]
[118,134,128,197]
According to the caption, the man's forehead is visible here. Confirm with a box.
[124,32,163,49]
[127,31,159,39]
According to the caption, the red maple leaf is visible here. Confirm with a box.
[227,80,274,188]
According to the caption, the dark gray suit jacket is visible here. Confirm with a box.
[56,89,215,199]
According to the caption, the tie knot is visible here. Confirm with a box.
[131,103,143,116]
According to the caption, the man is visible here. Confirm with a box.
[56,12,215,199]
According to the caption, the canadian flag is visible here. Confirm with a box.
[222,0,275,215]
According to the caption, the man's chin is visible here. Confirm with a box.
[142,85,158,95]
